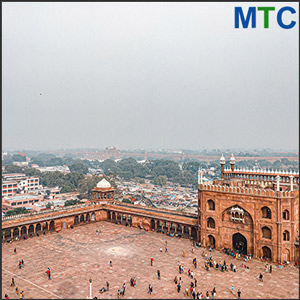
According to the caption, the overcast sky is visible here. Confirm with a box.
[2,2,299,151]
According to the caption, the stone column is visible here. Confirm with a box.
[10,229,13,240]
[188,227,191,239]
[290,197,295,262]
[18,227,22,239]
[276,194,282,263]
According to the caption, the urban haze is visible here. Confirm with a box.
[2,2,299,151]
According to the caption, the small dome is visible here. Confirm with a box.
[220,154,225,164]
[97,178,111,188]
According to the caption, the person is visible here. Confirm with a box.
[177,283,181,293]
[18,261,22,269]
[231,285,234,294]
[174,276,178,284]
[150,285,153,295]
[165,247,168,252]
[191,271,194,279]
[183,250,185,257]
[270,265,272,273]
[46,268,51,280]
[157,270,160,280]
[14,248,16,254]
[206,291,209,299]
[159,248,162,252]
[148,284,151,294]
[96,229,98,236]
[110,261,112,267]
[237,289,241,299]
[21,259,24,267]
[4,294,9,299]
[194,278,197,287]
[151,257,153,266]
[259,273,263,282]
[106,281,109,291]
[233,265,236,272]
[15,287,19,295]
[230,263,233,271]
[185,288,189,296]
[134,279,136,287]
[192,290,196,299]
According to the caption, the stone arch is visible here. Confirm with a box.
[191,227,197,240]
[74,215,79,225]
[262,246,272,260]
[150,219,155,230]
[283,248,290,262]
[5,229,11,241]
[122,214,127,224]
[170,223,175,234]
[128,215,132,225]
[91,212,96,221]
[36,223,41,234]
[13,227,19,239]
[283,230,290,241]
[163,222,168,233]
[49,220,55,232]
[207,217,215,229]
[207,199,215,211]
[117,213,121,222]
[21,226,27,237]
[207,235,215,248]
[107,211,111,220]
[86,213,90,222]
[261,206,271,219]
[176,224,182,234]
[80,214,85,223]
[262,226,272,239]
[183,226,189,238]
[28,225,34,236]
[283,210,289,220]
[111,212,116,221]
[156,220,162,231]
[232,232,247,255]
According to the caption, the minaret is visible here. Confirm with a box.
[230,153,235,172]
[276,175,280,191]
[198,167,203,185]
[220,154,225,179]
[144,151,148,161]
[290,175,294,191]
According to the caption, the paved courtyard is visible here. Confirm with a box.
[2,221,299,299]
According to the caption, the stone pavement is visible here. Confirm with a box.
[2,221,299,299]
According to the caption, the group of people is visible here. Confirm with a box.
[7,277,24,299]
[18,259,24,269]
[117,283,126,298]
[129,278,136,287]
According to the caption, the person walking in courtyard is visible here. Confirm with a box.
[157,270,160,279]
[270,265,272,273]
[11,278,15,286]
[20,291,24,299]
[206,291,210,299]
[259,273,263,282]
[237,289,241,299]
[46,268,51,280]
[106,281,109,291]
[231,285,234,294]
[177,283,181,293]
[14,248,16,254]
[151,257,153,266]
[4,294,9,299]
[165,246,168,252]
[194,278,197,287]
[15,286,19,295]
[18,260,22,269]
[21,259,24,267]
[110,260,112,267]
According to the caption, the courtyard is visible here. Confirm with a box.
[2,221,299,299]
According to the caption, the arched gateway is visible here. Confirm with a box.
[232,233,247,254]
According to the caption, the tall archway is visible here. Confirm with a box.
[150,219,155,230]
[117,213,121,222]
[128,215,132,226]
[207,235,215,248]
[80,214,85,223]
[183,226,189,238]
[283,210,289,220]
[13,228,19,239]
[42,222,48,233]
[283,230,290,241]
[91,212,96,221]
[86,213,90,222]
[122,215,126,225]
[163,222,168,233]
[232,233,247,254]
[191,227,197,240]
[21,226,27,237]
[49,221,55,232]
[36,223,41,234]
[74,216,79,225]
[176,224,182,235]
[112,212,116,221]
[28,225,34,236]
[170,223,175,234]
[107,211,111,220]
[283,249,290,262]
[156,220,162,231]
[5,229,11,241]
[262,246,272,260]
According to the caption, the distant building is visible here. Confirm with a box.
[2,194,44,210]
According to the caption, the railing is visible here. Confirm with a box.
[2,203,94,221]
[199,184,297,198]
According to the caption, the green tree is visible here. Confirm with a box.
[64,199,83,206]
[5,207,30,216]
[69,163,88,174]
[152,175,168,186]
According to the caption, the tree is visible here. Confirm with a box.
[69,163,88,174]
[78,176,99,197]
[152,175,168,186]
[64,199,83,206]
[5,207,30,216]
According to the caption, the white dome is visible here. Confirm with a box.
[97,178,111,188]
[220,154,225,164]
[230,153,235,164]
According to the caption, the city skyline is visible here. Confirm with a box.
[3,2,299,151]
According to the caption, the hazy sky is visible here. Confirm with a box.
[2,2,299,151]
